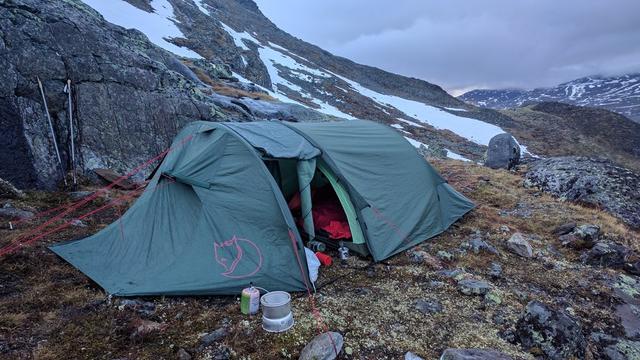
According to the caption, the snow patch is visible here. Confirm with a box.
[396,118,425,128]
[390,124,404,129]
[194,0,210,16]
[219,21,258,51]
[82,0,202,58]
[404,136,428,149]
[445,149,472,162]
[333,74,505,145]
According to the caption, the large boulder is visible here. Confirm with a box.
[485,133,521,170]
[524,157,640,228]
[515,301,586,359]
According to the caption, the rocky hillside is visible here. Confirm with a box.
[1,0,545,191]
[459,73,640,123]
[498,102,640,171]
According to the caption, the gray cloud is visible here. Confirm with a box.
[254,0,640,95]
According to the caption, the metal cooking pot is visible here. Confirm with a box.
[260,291,294,332]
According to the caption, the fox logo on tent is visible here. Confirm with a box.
[214,236,263,279]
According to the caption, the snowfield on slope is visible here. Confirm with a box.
[82,0,202,58]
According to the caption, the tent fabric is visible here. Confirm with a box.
[223,121,320,160]
[50,119,474,296]
[286,120,475,261]
[50,123,310,296]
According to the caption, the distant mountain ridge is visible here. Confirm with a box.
[459,74,640,123]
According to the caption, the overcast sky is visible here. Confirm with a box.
[254,0,640,95]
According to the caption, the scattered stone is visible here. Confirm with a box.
[118,299,156,316]
[68,191,94,200]
[499,225,510,233]
[0,178,25,199]
[438,269,465,281]
[457,279,491,296]
[129,319,167,340]
[299,332,343,360]
[344,347,353,355]
[552,222,576,236]
[485,133,521,170]
[484,291,502,305]
[70,219,87,228]
[468,236,499,255]
[0,203,34,220]
[559,233,594,250]
[414,299,443,315]
[573,224,600,242]
[177,348,192,360]
[581,241,628,269]
[407,249,443,269]
[436,250,454,262]
[199,327,228,348]
[506,233,533,258]
[440,348,513,359]
[488,262,503,279]
[515,301,586,359]
[404,351,424,360]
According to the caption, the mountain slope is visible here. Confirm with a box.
[1,0,537,189]
[85,0,532,159]
[459,74,640,123]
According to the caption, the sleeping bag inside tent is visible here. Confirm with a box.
[49,120,474,296]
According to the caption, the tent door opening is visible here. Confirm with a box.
[263,158,369,256]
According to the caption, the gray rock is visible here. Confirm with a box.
[440,348,513,359]
[299,332,343,360]
[436,250,454,262]
[524,157,640,228]
[468,236,499,255]
[199,327,228,347]
[573,224,600,242]
[177,348,192,360]
[505,233,533,258]
[68,191,94,200]
[552,221,576,236]
[484,133,521,170]
[515,301,586,359]
[0,178,25,199]
[0,203,34,220]
[70,219,87,228]
[488,262,503,279]
[415,299,443,315]
[581,241,628,269]
[559,233,594,250]
[404,351,424,360]
[118,299,156,316]
[457,279,491,296]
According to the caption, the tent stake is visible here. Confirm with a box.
[37,76,67,186]
[64,79,77,188]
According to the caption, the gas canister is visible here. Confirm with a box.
[240,285,260,315]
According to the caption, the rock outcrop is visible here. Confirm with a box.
[0,0,328,190]
[484,133,520,169]
[524,157,640,228]
[515,301,586,359]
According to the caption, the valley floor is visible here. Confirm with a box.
[0,160,638,359]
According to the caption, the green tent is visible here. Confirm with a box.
[50,120,474,296]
